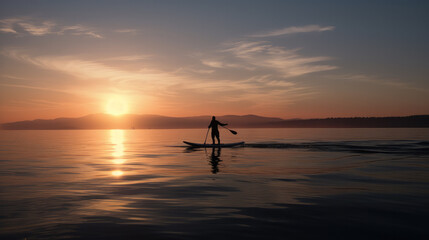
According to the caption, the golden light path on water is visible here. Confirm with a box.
[110,129,125,177]
[111,170,124,177]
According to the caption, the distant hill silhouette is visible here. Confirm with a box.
[1,114,428,130]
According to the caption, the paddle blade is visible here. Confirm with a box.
[229,130,237,135]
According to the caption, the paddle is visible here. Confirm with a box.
[221,125,238,135]
[203,128,210,145]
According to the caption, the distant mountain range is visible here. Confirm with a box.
[1,114,429,129]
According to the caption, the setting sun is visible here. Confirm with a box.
[106,98,128,116]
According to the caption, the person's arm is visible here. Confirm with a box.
[218,121,228,127]
[208,121,212,128]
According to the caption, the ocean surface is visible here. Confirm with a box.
[1,128,429,239]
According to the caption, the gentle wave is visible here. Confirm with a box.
[245,140,429,155]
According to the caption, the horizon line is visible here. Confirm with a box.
[2,112,429,125]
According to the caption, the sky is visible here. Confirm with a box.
[0,0,428,123]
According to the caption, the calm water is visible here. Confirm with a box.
[1,128,429,239]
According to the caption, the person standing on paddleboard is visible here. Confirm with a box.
[208,116,228,145]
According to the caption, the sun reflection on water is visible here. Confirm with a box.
[113,159,125,164]
[111,170,124,177]
[110,129,125,177]
[111,129,124,158]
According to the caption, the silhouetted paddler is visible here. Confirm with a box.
[208,116,228,144]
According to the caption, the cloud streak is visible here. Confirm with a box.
[114,29,139,34]
[0,82,71,94]
[3,49,178,86]
[250,25,334,37]
[0,17,102,38]
[338,74,429,93]
[202,41,337,78]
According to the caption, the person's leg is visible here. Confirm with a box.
[211,131,215,145]
[215,132,220,144]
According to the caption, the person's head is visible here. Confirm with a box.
[212,116,216,120]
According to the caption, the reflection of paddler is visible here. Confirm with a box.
[209,147,222,174]
[208,116,228,145]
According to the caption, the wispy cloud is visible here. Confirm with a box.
[0,17,102,38]
[201,59,250,69]
[202,41,337,78]
[337,74,429,93]
[103,55,150,61]
[16,20,56,36]
[250,25,334,37]
[0,18,20,34]
[58,25,102,38]
[3,49,176,85]
[114,29,139,34]
[0,82,71,94]
[199,25,336,77]
[186,29,338,111]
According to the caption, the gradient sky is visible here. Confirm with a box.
[1,0,428,123]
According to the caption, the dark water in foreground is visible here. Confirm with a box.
[1,128,429,239]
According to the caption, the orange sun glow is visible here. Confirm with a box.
[105,98,128,115]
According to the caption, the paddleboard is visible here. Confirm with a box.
[183,141,245,148]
